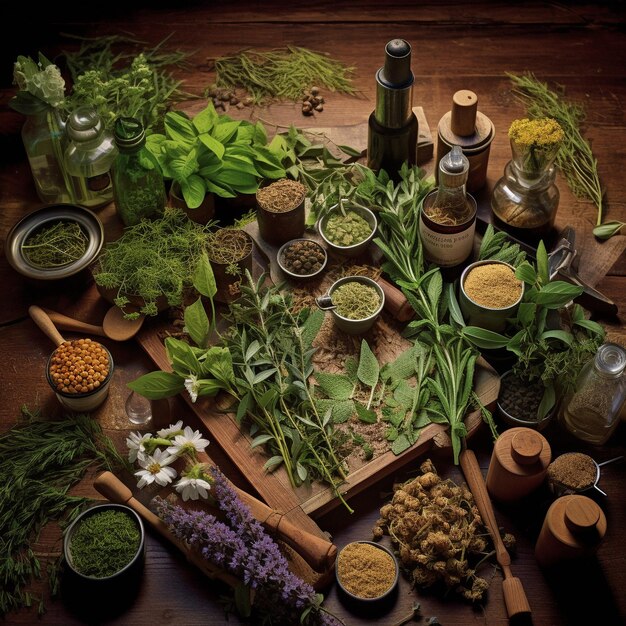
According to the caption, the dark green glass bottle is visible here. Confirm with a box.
[112,117,165,226]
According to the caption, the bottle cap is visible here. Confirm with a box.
[564,496,601,534]
[379,39,413,88]
[114,117,146,152]
[438,145,469,187]
[595,342,626,377]
[67,106,103,143]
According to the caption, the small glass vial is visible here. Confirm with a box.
[535,495,606,568]
[112,117,165,226]
[561,342,626,445]
[64,106,117,209]
[419,145,477,268]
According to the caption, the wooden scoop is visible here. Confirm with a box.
[42,306,144,341]
[95,470,336,574]
[29,305,66,347]
[460,448,531,619]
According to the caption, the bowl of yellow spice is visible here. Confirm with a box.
[336,541,399,604]
[459,260,524,332]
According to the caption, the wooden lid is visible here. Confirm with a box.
[494,427,551,476]
[565,497,601,533]
[451,90,478,136]
[510,430,544,465]
[547,495,607,548]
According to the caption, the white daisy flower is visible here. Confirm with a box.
[174,476,212,501]
[166,426,210,457]
[184,375,199,403]
[126,431,153,463]
[156,420,184,439]
[135,448,177,489]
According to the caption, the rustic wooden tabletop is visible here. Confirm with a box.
[1,2,625,625]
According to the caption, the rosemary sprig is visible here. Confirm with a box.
[212,46,357,104]
[507,73,607,230]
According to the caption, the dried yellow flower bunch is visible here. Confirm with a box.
[508,117,564,147]
[373,459,515,602]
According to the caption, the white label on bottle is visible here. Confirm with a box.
[419,219,475,267]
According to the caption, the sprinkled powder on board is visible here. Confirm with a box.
[547,452,597,490]
[337,542,396,598]
[257,179,306,213]
[464,263,522,308]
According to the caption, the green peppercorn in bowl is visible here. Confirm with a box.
[5,204,104,281]
[63,503,145,586]
[318,205,377,258]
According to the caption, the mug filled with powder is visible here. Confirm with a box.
[459,260,524,332]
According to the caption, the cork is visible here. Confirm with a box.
[451,90,478,136]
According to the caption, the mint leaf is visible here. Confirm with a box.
[184,297,210,348]
[128,371,185,399]
[391,433,411,455]
[354,402,377,424]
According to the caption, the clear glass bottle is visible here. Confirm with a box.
[111,117,165,226]
[21,103,73,204]
[64,106,117,209]
[491,137,560,243]
[561,342,626,445]
[419,145,477,268]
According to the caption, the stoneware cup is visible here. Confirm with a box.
[459,259,524,332]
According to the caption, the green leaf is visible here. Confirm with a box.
[573,318,605,337]
[332,400,355,423]
[537,384,555,420]
[391,434,412,455]
[193,252,217,299]
[251,433,274,449]
[516,301,536,326]
[127,371,185,399]
[192,103,218,134]
[202,347,235,386]
[213,120,241,144]
[337,144,363,158]
[382,346,418,382]
[197,378,224,397]
[165,337,201,375]
[533,281,583,308]
[253,368,278,384]
[263,455,284,472]
[236,392,252,423]
[314,372,354,400]
[355,402,377,423]
[515,261,537,285]
[198,132,225,160]
[593,221,624,240]
[234,583,252,618]
[344,355,359,385]
[426,271,442,315]
[461,326,509,350]
[184,298,210,348]
[447,283,465,326]
[296,462,308,482]
[180,174,206,209]
[165,111,196,146]
[357,340,380,388]
[536,241,550,285]
[541,329,573,345]
[394,379,416,408]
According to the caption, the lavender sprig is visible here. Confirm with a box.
[152,467,341,625]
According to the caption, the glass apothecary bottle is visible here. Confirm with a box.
[21,103,73,204]
[491,118,563,243]
[112,117,165,226]
[419,144,477,269]
[64,106,117,209]
[561,342,626,445]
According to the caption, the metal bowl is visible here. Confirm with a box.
[318,205,377,258]
[277,238,327,280]
[5,204,104,281]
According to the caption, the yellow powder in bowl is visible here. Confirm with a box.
[464,263,522,309]
[337,542,397,599]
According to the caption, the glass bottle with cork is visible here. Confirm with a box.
[419,145,477,272]
[64,106,117,209]
[561,342,626,445]
[111,117,166,226]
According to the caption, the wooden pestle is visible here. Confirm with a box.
[95,470,336,574]
[28,305,66,347]
[460,449,531,619]
[43,307,108,338]
[377,277,414,322]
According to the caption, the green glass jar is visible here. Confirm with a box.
[112,117,165,226]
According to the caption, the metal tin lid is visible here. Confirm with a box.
[114,117,146,152]
[67,106,103,142]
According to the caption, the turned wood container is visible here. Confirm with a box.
[486,427,551,501]
[535,495,607,567]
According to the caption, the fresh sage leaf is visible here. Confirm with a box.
[127,371,185,399]
[357,340,380,388]
[314,372,354,400]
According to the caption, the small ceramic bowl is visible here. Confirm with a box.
[318,205,377,257]
[5,204,103,281]
[496,370,554,431]
[335,541,400,604]
[317,276,385,335]
[63,503,145,585]
[459,260,524,332]
[277,238,327,280]
[46,342,114,412]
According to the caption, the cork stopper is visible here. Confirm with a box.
[564,497,601,534]
[510,430,544,466]
[451,90,478,136]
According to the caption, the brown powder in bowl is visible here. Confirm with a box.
[464,263,522,309]
[547,452,597,490]
[337,542,396,599]
[257,179,306,213]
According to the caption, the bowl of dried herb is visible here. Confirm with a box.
[335,540,399,603]
[256,178,306,246]
[5,204,103,282]
[63,503,145,586]
[318,204,377,257]
[277,238,327,280]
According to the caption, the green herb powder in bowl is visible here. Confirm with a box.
[325,210,372,246]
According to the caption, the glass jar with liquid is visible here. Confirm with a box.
[561,342,626,445]
[64,106,117,209]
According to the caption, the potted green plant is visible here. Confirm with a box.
[146,102,286,217]
[461,242,605,424]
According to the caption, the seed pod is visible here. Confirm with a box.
[230,96,239,105]
[236,102,245,110]
[311,86,320,96]
[315,104,324,112]
[244,97,254,106]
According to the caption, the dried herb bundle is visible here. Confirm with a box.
[212,46,356,104]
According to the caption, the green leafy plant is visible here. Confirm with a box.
[147,102,286,208]
[92,208,214,318]
[461,242,605,418]
[9,53,66,114]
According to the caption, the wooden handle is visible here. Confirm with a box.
[377,278,414,322]
[460,449,531,618]
[42,308,107,338]
[94,471,240,588]
[28,305,66,347]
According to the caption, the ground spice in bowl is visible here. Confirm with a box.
[464,262,522,308]
[547,452,598,492]
[256,178,306,213]
[331,281,381,320]
[336,541,398,600]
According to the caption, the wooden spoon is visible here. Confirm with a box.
[28,305,66,347]
[42,306,144,341]
[460,448,531,619]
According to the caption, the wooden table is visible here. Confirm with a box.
[1,2,625,625]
